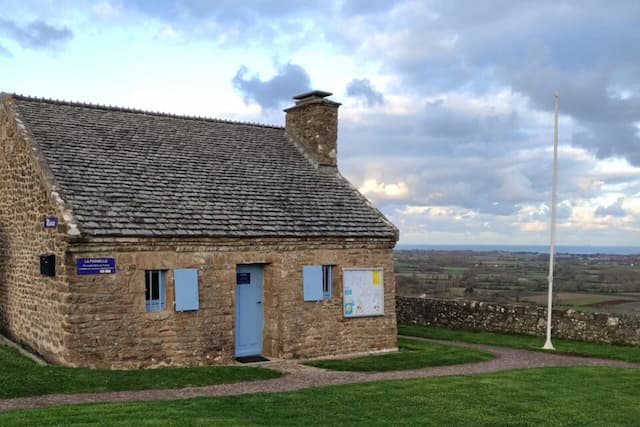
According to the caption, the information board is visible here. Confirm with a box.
[342,268,384,317]
[77,258,116,275]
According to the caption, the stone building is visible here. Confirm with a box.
[0,90,399,368]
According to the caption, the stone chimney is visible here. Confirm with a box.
[284,90,341,168]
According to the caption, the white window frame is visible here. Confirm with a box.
[303,264,334,301]
[145,270,166,311]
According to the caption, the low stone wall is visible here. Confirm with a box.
[397,296,640,346]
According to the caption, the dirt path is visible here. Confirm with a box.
[2,337,638,412]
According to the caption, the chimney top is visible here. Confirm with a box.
[286,90,341,111]
[293,90,333,101]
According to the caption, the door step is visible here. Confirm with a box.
[235,355,269,364]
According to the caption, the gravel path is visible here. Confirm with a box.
[2,337,638,412]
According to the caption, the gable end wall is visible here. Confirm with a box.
[0,99,70,363]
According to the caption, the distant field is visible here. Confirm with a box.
[522,292,632,306]
[515,292,640,314]
[443,266,466,275]
[395,249,640,315]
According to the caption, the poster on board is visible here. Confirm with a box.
[343,268,384,317]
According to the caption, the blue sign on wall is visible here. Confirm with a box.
[236,272,251,285]
[77,258,116,275]
[44,217,58,228]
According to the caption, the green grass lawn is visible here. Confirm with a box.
[1,366,638,426]
[399,324,640,363]
[0,344,281,399]
[305,337,493,371]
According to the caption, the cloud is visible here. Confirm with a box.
[340,0,396,16]
[232,63,311,110]
[0,18,73,50]
[125,0,318,22]
[92,1,121,18]
[340,92,528,160]
[155,24,182,41]
[346,78,384,106]
[0,43,10,57]
[595,198,627,217]
[507,63,640,166]
[359,178,407,200]
[339,93,627,222]
[327,1,640,168]
[119,0,327,44]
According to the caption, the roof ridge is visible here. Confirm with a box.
[9,93,284,130]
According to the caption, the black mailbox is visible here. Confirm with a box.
[40,254,56,277]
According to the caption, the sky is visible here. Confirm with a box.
[1,0,639,246]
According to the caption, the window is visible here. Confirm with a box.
[322,265,333,299]
[303,265,333,301]
[145,270,165,311]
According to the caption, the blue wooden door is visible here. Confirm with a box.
[235,265,263,357]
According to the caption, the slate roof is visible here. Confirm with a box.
[9,95,398,239]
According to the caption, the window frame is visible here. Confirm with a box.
[303,264,334,301]
[145,269,166,311]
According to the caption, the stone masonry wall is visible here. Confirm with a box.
[397,296,640,345]
[0,98,70,362]
[275,244,396,359]
[285,100,339,167]
[63,238,397,368]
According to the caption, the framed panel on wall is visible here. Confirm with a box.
[342,268,384,318]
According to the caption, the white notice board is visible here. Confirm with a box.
[343,268,384,317]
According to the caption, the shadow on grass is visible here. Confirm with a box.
[0,344,281,399]
[304,337,493,371]
[399,324,640,363]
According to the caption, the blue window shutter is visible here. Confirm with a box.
[303,265,323,301]
[174,268,199,311]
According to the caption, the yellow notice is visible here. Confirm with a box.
[372,270,381,285]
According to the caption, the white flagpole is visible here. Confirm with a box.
[543,92,559,350]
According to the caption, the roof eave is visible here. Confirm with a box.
[81,231,398,239]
